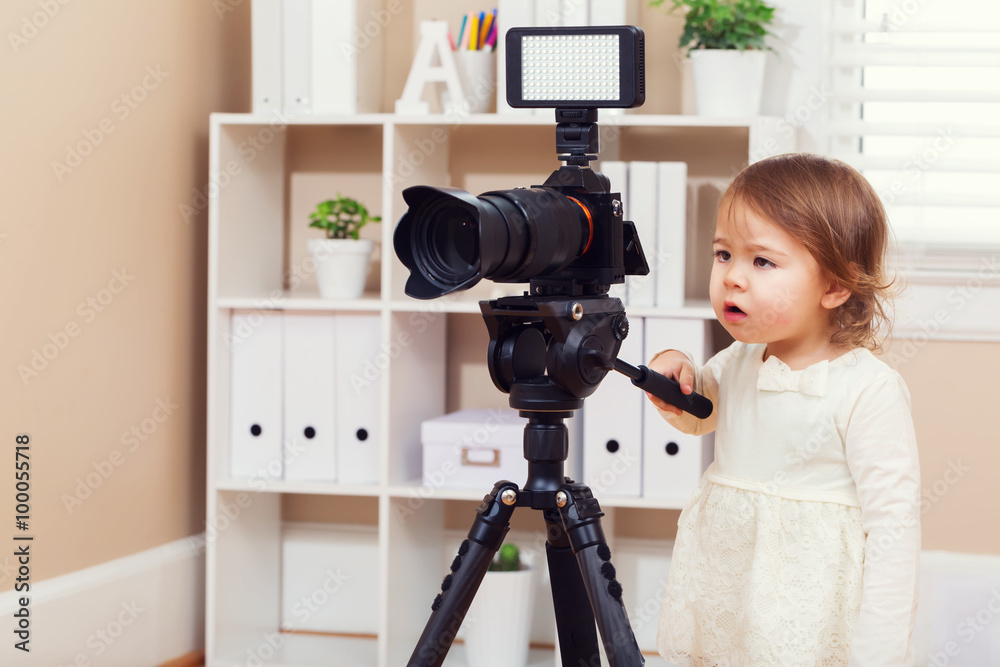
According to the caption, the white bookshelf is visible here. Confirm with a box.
[205,111,794,667]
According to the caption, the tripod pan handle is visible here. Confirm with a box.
[613,359,713,419]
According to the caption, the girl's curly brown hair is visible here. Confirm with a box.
[723,153,899,353]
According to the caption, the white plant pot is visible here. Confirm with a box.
[689,49,767,118]
[463,566,536,667]
[307,238,374,299]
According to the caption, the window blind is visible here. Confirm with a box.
[826,0,1000,250]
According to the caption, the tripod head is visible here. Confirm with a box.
[481,292,712,427]
[482,293,626,412]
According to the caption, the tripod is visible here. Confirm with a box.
[406,294,711,667]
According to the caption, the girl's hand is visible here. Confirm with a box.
[645,350,695,416]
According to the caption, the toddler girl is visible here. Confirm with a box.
[648,153,920,666]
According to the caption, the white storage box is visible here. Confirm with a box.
[421,408,528,490]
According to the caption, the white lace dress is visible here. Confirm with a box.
[653,342,921,667]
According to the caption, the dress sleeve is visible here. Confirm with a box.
[844,371,921,667]
[652,342,740,436]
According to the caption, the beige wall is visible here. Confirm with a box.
[2,0,997,595]
[0,0,249,589]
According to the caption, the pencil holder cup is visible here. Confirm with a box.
[443,49,496,114]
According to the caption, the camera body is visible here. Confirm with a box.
[393,157,649,299]
[510,164,646,296]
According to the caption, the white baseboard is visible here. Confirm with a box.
[0,535,205,667]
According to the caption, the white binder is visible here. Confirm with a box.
[311,0,383,115]
[251,0,283,113]
[283,313,337,482]
[656,162,689,308]
[627,162,659,307]
[230,310,284,480]
[334,314,381,484]
[641,317,714,501]
[282,0,313,114]
[583,316,644,497]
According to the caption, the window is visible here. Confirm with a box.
[827,0,1000,252]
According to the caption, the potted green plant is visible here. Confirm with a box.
[464,543,536,667]
[651,0,776,117]
[307,194,381,299]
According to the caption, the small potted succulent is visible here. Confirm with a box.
[464,543,536,667]
[307,194,381,299]
[651,0,777,117]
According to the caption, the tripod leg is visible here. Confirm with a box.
[556,482,645,667]
[407,481,518,667]
[543,506,602,665]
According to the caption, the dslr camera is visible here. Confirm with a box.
[394,26,649,300]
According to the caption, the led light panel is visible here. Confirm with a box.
[505,26,645,109]
[521,34,621,102]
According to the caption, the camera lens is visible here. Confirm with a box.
[428,205,478,279]
[395,185,593,299]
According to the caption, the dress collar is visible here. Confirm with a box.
[755,347,861,397]
[757,355,829,396]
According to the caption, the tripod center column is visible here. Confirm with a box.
[521,412,572,501]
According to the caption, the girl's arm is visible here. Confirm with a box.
[645,342,739,435]
[844,371,921,667]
